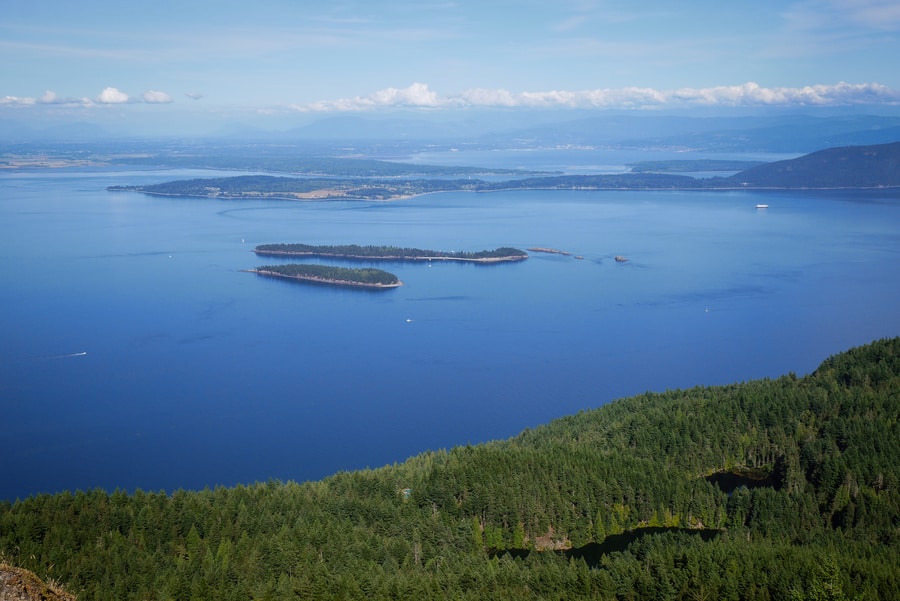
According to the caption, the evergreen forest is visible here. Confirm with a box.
[253,264,400,287]
[254,243,528,261]
[1,338,898,600]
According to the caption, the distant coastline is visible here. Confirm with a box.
[107,141,900,200]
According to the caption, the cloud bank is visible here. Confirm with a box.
[1,87,173,107]
[4,82,899,113]
[293,81,900,112]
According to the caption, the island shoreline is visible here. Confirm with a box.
[253,249,528,263]
[246,269,403,289]
[111,184,900,206]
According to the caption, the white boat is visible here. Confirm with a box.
[756,204,769,209]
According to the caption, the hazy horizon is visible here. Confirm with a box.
[3,1,900,138]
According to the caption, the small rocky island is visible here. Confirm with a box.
[527,247,571,256]
[255,243,528,263]
[250,264,402,289]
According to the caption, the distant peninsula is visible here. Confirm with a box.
[249,264,402,289]
[485,141,900,190]
[255,243,529,263]
[627,159,766,173]
[107,142,900,201]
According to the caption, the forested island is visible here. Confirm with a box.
[108,142,900,202]
[248,245,524,290]
[1,337,898,600]
[109,175,481,201]
[249,264,401,288]
[255,243,528,263]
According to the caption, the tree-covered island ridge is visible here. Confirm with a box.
[255,243,528,263]
[2,337,899,600]
[249,264,401,289]
[108,141,900,201]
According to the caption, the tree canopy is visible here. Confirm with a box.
[255,243,528,262]
[2,337,898,600]
[253,263,401,287]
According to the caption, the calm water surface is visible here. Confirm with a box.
[1,160,898,500]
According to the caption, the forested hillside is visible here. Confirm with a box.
[1,338,898,600]
[722,141,900,188]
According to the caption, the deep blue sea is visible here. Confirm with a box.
[2,150,899,501]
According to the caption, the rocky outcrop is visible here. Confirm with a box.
[0,564,75,601]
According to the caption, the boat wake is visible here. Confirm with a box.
[48,351,88,359]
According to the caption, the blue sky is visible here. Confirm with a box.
[3,0,900,133]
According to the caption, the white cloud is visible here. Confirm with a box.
[34,90,92,105]
[5,82,899,114]
[371,82,439,107]
[1,90,98,106]
[678,81,900,106]
[1,87,177,108]
[457,88,519,107]
[142,90,173,104]
[185,92,204,100]
[294,82,900,112]
[298,82,442,112]
[0,95,37,106]
[96,87,130,104]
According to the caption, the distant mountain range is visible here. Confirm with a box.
[476,113,900,154]
[5,111,900,154]
[231,112,900,154]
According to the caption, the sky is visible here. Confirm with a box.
[2,0,900,134]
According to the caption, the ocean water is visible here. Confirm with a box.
[1,159,898,500]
